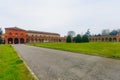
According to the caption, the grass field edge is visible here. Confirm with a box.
[29,44,120,60]
[11,45,38,80]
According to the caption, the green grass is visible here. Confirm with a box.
[0,45,35,80]
[30,42,120,59]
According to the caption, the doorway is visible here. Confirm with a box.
[14,38,19,44]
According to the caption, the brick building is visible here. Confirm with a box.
[26,30,60,43]
[5,27,27,44]
[4,27,66,44]
[89,34,120,42]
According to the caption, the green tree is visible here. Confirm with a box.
[82,34,89,42]
[0,28,2,44]
[75,34,81,43]
[109,30,118,36]
[66,35,72,43]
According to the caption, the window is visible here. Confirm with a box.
[15,33,18,37]
[9,32,12,36]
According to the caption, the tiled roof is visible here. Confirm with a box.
[27,30,60,35]
[5,27,60,35]
[5,27,25,31]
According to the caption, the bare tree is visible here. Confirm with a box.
[85,29,90,36]
[67,31,75,37]
[102,29,110,36]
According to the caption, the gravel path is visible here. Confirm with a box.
[12,44,120,80]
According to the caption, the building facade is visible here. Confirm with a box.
[4,27,66,44]
[26,30,60,43]
[89,34,120,42]
[0,34,2,43]
[5,27,27,44]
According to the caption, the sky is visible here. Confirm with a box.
[0,0,120,36]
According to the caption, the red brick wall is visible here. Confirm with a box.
[5,29,26,44]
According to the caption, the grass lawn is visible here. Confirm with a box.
[30,42,120,59]
[0,45,35,80]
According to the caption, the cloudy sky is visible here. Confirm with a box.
[0,0,120,36]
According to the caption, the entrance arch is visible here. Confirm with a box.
[109,38,112,42]
[20,38,24,44]
[8,38,13,44]
[14,38,19,44]
[105,38,108,41]
[113,38,117,42]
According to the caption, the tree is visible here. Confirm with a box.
[66,35,72,43]
[85,29,90,36]
[102,29,110,36]
[67,31,75,37]
[82,34,89,42]
[0,28,2,44]
[97,34,101,36]
[109,30,118,36]
[75,34,81,43]
[0,28,2,35]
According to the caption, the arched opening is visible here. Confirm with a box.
[14,38,19,44]
[95,38,97,41]
[35,38,37,42]
[39,39,41,42]
[26,39,28,43]
[102,38,104,41]
[8,38,13,44]
[31,38,34,43]
[20,38,24,44]
[113,38,117,42]
[89,38,91,41]
[109,38,112,42]
[105,38,108,41]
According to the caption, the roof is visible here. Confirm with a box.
[5,27,60,35]
[27,30,60,35]
[5,27,26,31]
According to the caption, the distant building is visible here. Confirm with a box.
[26,30,60,43]
[4,27,66,44]
[89,34,120,42]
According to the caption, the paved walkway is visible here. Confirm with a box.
[12,44,120,80]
